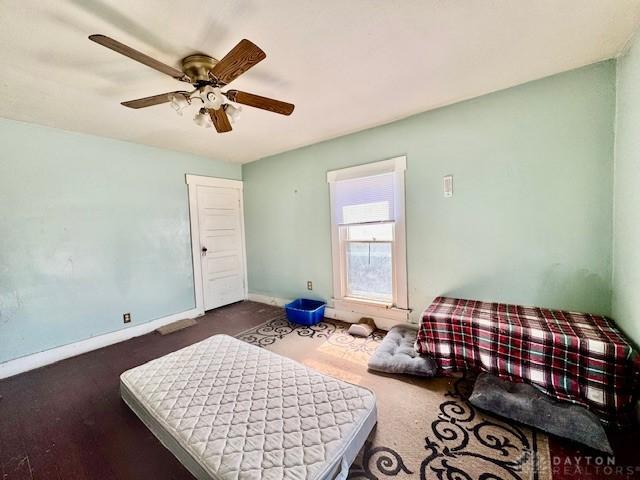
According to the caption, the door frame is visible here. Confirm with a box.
[186,174,248,314]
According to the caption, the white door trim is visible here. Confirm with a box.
[186,174,243,189]
[186,174,247,314]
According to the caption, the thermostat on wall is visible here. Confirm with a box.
[443,175,453,198]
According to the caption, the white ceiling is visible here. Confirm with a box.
[1,1,639,163]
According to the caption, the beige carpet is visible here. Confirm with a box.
[237,317,551,480]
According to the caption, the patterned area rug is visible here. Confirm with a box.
[237,317,551,480]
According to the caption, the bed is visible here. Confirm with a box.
[120,334,377,480]
[415,296,640,426]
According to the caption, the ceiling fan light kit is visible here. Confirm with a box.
[194,108,213,128]
[224,104,242,123]
[201,86,225,110]
[169,93,190,116]
[88,35,294,133]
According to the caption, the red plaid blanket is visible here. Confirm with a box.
[415,296,640,426]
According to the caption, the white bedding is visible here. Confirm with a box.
[120,334,377,480]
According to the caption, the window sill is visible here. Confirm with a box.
[332,298,410,322]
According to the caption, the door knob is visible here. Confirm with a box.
[201,246,208,255]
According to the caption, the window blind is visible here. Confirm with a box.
[332,172,396,224]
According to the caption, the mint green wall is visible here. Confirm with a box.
[0,60,620,364]
[243,61,616,322]
[613,34,640,346]
[0,118,240,363]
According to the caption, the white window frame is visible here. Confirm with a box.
[327,156,409,321]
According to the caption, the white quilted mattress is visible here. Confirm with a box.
[120,334,377,480]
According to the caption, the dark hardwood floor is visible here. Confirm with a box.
[0,301,283,480]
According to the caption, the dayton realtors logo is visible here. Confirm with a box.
[548,455,639,478]
[517,449,640,479]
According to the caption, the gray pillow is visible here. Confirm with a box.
[469,373,612,454]
[368,325,438,377]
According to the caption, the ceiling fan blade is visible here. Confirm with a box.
[208,108,232,133]
[209,39,266,85]
[225,90,294,116]
[89,34,191,83]
[121,91,186,109]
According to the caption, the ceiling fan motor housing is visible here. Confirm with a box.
[181,54,219,83]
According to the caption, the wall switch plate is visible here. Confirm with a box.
[123,312,131,324]
[307,281,313,290]
[443,175,453,198]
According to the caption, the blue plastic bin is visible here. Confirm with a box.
[285,299,326,326]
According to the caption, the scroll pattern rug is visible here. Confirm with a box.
[236,317,551,480]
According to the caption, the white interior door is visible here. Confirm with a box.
[196,184,246,310]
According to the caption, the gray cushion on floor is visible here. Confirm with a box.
[469,373,612,454]
[368,325,438,377]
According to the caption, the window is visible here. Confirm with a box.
[327,157,408,317]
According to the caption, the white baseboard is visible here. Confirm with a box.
[323,308,410,331]
[247,293,290,307]
[0,307,204,380]
[247,293,412,331]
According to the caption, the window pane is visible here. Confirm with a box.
[346,242,393,303]
[347,223,393,241]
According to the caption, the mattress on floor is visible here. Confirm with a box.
[120,334,377,480]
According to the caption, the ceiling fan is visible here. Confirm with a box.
[88,34,294,133]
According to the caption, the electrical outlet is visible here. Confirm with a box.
[123,312,131,324]
[307,281,313,290]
